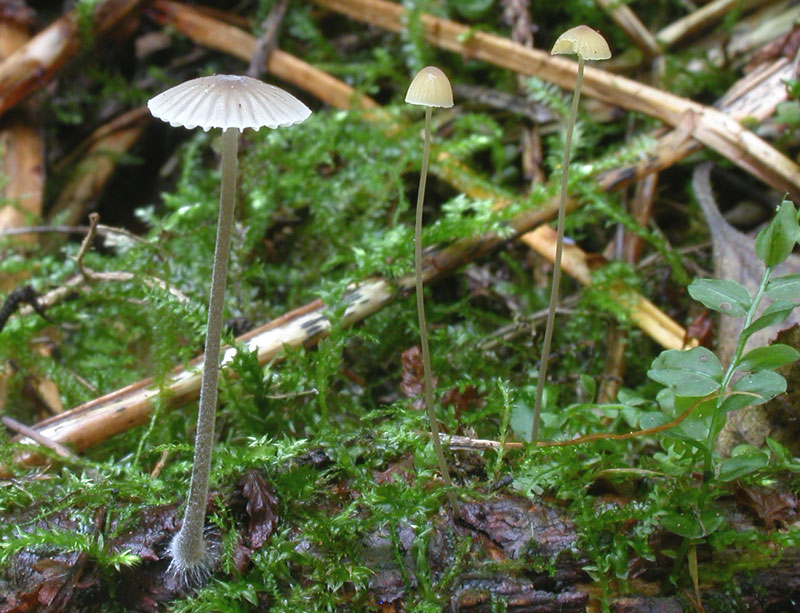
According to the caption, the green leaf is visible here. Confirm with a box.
[765,274,800,301]
[639,411,669,430]
[452,0,493,19]
[661,511,703,539]
[648,390,713,444]
[718,446,769,481]
[721,370,787,413]
[765,437,791,463]
[742,300,796,339]
[510,401,533,442]
[755,199,799,266]
[737,344,800,372]
[661,509,725,539]
[688,279,751,317]
[647,347,723,397]
[579,374,596,401]
[765,437,800,472]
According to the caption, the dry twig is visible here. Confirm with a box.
[246,0,289,78]
[594,0,660,58]
[0,0,146,118]
[656,0,772,48]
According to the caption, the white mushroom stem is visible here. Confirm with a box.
[170,126,239,574]
[531,56,586,443]
[414,107,459,516]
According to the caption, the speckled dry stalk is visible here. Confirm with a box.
[169,127,239,579]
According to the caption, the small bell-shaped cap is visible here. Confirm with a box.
[551,26,611,60]
[405,66,454,108]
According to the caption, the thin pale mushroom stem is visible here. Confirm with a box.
[531,56,586,443]
[415,106,459,516]
[170,126,239,574]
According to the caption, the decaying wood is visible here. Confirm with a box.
[3,481,799,609]
[0,117,43,249]
[742,6,800,72]
[597,324,627,403]
[1,415,74,460]
[0,4,43,263]
[624,175,659,264]
[503,0,544,187]
[598,172,660,403]
[313,0,800,199]
[452,84,556,123]
[0,4,50,419]
[0,0,145,119]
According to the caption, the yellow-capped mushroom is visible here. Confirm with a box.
[532,28,612,442]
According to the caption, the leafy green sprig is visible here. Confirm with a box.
[647,198,800,478]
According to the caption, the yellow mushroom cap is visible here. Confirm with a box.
[551,25,611,60]
[405,66,454,108]
[147,74,311,132]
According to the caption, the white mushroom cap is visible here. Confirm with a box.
[551,25,611,60]
[147,74,311,132]
[405,66,454,108]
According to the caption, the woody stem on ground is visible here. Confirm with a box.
[415,106,459,516]
[170,126,239,571]
[531,56,585,443]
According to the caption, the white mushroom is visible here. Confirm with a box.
[148,74,310,581]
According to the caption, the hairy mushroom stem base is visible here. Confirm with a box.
[531,56,586,443]
[169,126,239,577]
[415,106,459,516]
